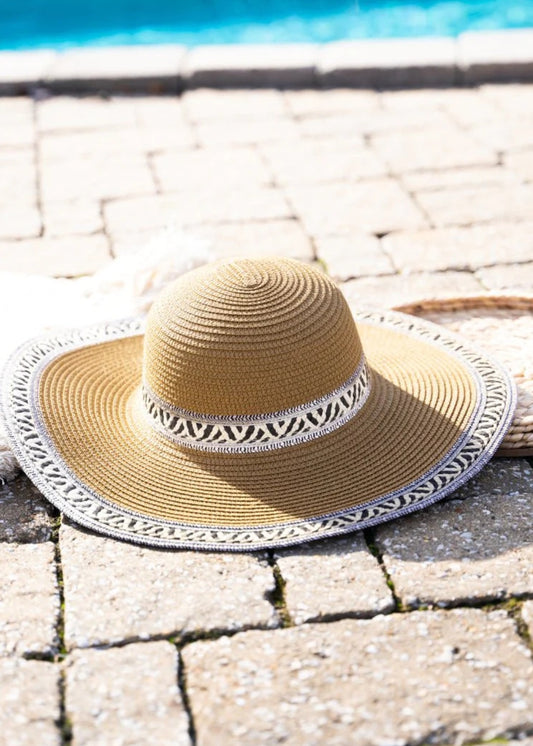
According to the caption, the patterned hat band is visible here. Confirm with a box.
[141,356,371,453]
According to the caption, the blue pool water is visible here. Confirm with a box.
[1,0,533,50]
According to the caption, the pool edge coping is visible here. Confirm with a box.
[1,28,533,93]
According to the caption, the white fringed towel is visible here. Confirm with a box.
[0,229,211,481]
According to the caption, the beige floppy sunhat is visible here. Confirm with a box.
[1,258,516,550]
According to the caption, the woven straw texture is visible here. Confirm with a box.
[394,296,533,457]
[38,258,476,524]
[38,325,476,526]
[0,259,516,549]
[144,259,363,415]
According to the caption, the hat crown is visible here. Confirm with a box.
[143,257,363,416]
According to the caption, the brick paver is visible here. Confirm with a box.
[259,138,386,185]
[382,222,533,273]
[42,199,103,238]
[104,188,291,240]
[286,179,427,237]
[0,122,35,148]
[60,523,276,649]
[36,95,137,132]
[0,234,111,276]
[40,154,155,202]
[371,127,497,173]
[416,183,533,227]
[183,88,287,121]
[187,219,314,263]
[275,534,394,624]
[0,96,33,125]
[506,149,533,182]
[66,642,189,746]
[341,270,483,311]
[2,86,533,745]
[0,543,58,657]
[314,233,393,279]
[0,149,37,204]
[39,128,145,161]
[297,106,452,138]
[375,492,533,608]
[400,164,519,192]
[469,120,533,153]
[284,88,379,117]
[477,261,533,291]
[195,117,300,147]
[153,146,271,193]
[0,204,41,240]
[0,475,56,543]
[381,87,502,127]
[183,610,533,746]
[0,658,59,746]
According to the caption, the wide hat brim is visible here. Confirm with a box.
[1,310,515,551]
[393,295,533,458]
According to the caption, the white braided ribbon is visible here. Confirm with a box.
[142,357,371,453]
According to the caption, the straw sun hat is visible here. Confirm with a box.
[1,258,516,550]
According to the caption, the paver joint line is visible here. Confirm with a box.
[267,552,294,628]
[58,666,73,746]
[363,528,405,613]
[52,517,67,662]
[177,648,198,746]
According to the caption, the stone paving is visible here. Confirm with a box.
[0,85,533,745]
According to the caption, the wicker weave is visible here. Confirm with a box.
[0,259,517,549]
[394,296,533,457]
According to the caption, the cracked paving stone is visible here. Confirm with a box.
[0,542,59,657]
[0,658,59,745]
[0,474,56,543]
[275,534,394,624]
[375,492,533,608]
[60,523,277,648]
[182,608,533,746]
[66,642,189,746]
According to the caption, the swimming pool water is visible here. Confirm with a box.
[1,0,533,50]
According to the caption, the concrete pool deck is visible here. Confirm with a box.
[1,85,533,744]
[2,28,533,93]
